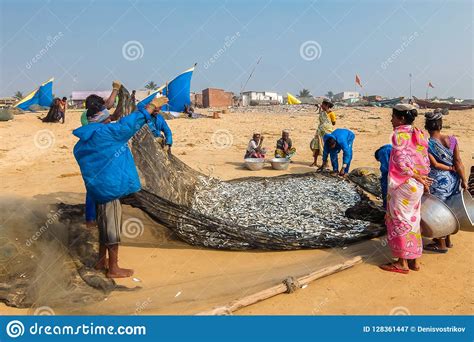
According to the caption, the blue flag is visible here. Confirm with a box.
[138,66,194,112]
[15,78,54,111]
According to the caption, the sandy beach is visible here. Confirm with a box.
[0,107,472,315]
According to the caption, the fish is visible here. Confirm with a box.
[116,85,385,250]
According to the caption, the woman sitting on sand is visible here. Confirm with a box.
[245,131,266,158]
[275,129,296,159]
[310,99,336,167]
[423,109,467,253]
[380,104,431,274]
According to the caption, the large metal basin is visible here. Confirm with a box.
[420,194,459,238]
[446,190,474,232]
[270,158,290,170]
[244,158,265,171]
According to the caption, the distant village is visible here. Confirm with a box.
[1,87,473,110]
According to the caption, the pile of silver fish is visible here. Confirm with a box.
[191,175,371,241]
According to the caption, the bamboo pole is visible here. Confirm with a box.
[196,255,363,315]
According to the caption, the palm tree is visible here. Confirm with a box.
[325,91,334,99]
[13,91,23,100]
[298,88,311,97]
[145,81,158,90]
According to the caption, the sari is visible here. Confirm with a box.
[428,136,460,202]
[386,125,430,259]
[310,110,335,153]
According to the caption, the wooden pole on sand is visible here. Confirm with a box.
[196,255,363,315]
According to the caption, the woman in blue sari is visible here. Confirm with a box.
[424,109,467,252]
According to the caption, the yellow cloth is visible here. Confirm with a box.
[327,111,336,123]
[311,110,336,152]
[275,147,296,159]
[287,93,301,105]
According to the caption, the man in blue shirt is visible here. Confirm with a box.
[318,128,355,176]
[73,87,171,278]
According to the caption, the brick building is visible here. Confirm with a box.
[202,88,233,108]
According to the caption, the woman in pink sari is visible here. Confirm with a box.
[380,104,431,274]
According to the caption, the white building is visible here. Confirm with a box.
[333,91,360,101]
[241,91,283,106]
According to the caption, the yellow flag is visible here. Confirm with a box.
[287,93,301,105]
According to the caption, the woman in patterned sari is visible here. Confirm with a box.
[380,104,431,274]
[310,99,336,167]
[423,109,467,253]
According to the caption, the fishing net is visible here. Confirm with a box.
[0,87,388,314]
[0,108,15,121]
[120,85,385,250]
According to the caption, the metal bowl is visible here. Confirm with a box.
[270,158,290,170]
[244,158,265,171]
[446,190,474,232]
[420,194,459,238]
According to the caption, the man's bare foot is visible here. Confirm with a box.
[310,162,318,167]
[107,267,134,278]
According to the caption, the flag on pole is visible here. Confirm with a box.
[14,78,54,111]
[138,65,195,112]
[355,74,362,88]
[287,93,301,105]
[428,81,434,88]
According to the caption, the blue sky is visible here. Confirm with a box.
[0,0,472,99]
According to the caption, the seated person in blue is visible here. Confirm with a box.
[318,128,355,177]
[374,144,392,209]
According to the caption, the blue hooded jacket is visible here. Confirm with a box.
[73,106,172,204]
[322,128,355,172]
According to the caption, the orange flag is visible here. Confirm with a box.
[355,74,362,88]
[428,81,434,88]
